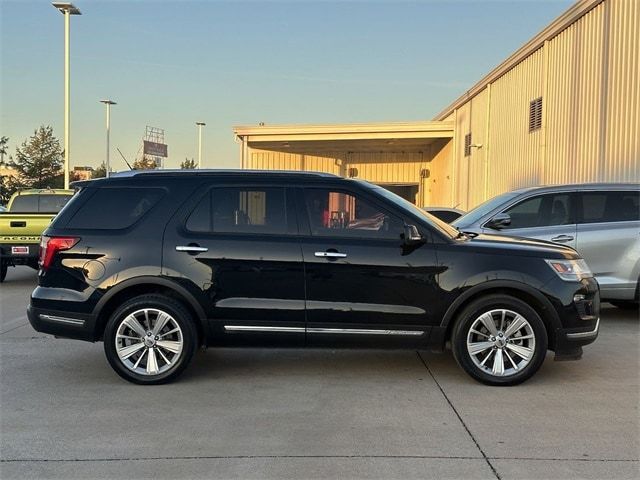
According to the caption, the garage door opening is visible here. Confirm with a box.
[376,184,419,203]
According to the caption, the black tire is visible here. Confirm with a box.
[103,294,198,385]
[452,294,548,386]
[609,301,639,311]
[0,260,7,283]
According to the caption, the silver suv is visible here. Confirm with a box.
[452,184,639,309]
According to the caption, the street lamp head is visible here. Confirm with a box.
[196,122,206,126]
[52,2,82,15]
[100,100,117,105]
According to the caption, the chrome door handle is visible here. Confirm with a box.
[550,235,574,243]
[176,245,209,253]
[315,251,347,258]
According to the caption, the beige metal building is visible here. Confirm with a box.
[234,0,639,210]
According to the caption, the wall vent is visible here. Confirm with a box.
[529,97,543,132]
[464,133,472,157]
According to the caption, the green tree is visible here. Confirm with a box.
[0,175,22,206]
[180,157,197,169]
[93,162,107,179]
[11,126,64,189]
[133,155,159,170]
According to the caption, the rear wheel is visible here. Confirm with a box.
[452,294,548,386]
[103,294,198,385]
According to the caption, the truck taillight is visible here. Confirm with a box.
[39,236,80,270]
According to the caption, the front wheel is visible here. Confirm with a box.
[452,295,548,386]
[103,294,198,385]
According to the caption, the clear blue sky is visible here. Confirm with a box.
[1,0,573,171]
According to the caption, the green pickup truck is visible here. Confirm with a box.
[0,189,74,282]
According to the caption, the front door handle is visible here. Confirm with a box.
[314,251,347,258]
[176,245,209,253]
[550,235,574,243]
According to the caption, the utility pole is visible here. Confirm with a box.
[196,122,206,168]
[52,2,81,189]
[100,100,117,177]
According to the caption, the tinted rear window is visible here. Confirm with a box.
[9,194,72,213]
[579,191,639,223]
[66,187,164,229]
[186,187,289,235]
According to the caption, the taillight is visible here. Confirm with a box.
[39,236,80,270]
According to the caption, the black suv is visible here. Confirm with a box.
[28,171,600,385]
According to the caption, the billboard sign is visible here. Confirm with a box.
[143,140,168,157]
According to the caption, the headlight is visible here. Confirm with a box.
[545,259,593,281]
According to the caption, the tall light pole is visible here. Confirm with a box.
[100,100,117,177]
[52,2,81,189]
[196,122,206,168]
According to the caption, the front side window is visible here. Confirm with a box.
[501,193,573,229]
[186,187,288,235]
[304,188,403,239]
[579,191,640,223]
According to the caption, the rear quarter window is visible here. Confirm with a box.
[65,187,164,229]
[580,191,640,223]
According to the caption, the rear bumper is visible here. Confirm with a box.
[27,304,96,341]
[0,244,39,265]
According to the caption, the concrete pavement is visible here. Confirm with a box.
[1,266,638,479]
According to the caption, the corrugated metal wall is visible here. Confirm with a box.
[245,0,638,210]
[248,148,445,206]
[604,0,639,183]
[248,150,342,175]
[450,0,639,210]
[545,1,606,184]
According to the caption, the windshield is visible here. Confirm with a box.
[368,184,459,239]
[452,191,520,228]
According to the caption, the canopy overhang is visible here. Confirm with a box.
[234,121,454,155]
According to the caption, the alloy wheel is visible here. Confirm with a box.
[114,308,184,376]
[466,308,536,377]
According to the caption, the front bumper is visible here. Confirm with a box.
[27,304,96,341]
[551,277,600,360]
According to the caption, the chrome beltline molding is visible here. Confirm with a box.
[224,325,305,333]
[224,325,424,336]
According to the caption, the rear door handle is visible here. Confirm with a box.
[551,235,574,243]
[314,251,347,258]
[176,245,209,253]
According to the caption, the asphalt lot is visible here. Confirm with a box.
[1,266,638,480]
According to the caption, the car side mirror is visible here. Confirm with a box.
[486,212,511,230]
[403,224,425,245]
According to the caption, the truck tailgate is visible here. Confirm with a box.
[0,214,56,244]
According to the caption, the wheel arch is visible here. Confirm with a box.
[440,280,561,349]
[92,276,208,344]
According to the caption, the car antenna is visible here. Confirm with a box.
[116,147,134,170]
